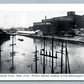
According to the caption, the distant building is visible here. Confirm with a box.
[17,30,43,36]
[33,11,84,36]
[17,31,36,36]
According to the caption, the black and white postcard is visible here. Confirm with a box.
[0,4,84,80]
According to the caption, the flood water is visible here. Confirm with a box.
[0,35,84,74]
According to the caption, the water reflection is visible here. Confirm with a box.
[10,35,16,73]
[33,37,84,74]
[0,37,10,73]
[33,38,67,73]
[0,35,84,73]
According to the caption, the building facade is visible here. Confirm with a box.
[33,11,84,36]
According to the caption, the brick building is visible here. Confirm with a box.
[33,11,84,36]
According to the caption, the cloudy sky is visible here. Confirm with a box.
[0,4,84,28]
[0,11,67,28]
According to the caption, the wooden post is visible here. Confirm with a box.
[49,51,51,65]
[51,36,54,74]
[65,41,68,73]
[40,49,42,64]
[46,50,47,65]
[40,50,42,58]
[61,41,63,73]
[43,34,45,74]
[67,53,71,73]
[56,51,57,59]
[65,42,71,73]
[56,51,57,68]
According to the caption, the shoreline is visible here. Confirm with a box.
[27,35,84,44]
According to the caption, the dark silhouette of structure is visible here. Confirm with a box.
[33,11,84,36]
[0,29,10,39]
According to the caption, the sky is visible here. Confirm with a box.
[0,4,84,29]
[0,11,67,28]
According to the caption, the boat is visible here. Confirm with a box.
[18,38,24,41]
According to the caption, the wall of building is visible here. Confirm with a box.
[33,11,84,36]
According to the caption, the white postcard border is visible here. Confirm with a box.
[0,4,84,80]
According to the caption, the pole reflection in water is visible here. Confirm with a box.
[0,35,84,73]
[10,35,16,73]
[43,34,45,74]
[33,37,71,74]
[61,41,63,73]
[40,49,43,65]
[35,46,38,73]
[51,36,54,74]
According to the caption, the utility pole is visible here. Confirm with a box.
[51,36,54,73]
[43,34,45,74]
[61,41,63,73]
[65,41,68,73]
[43,16,46,74]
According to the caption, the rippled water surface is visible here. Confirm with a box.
[0,35,84,74]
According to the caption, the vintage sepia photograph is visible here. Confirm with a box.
[0,4,84,80]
